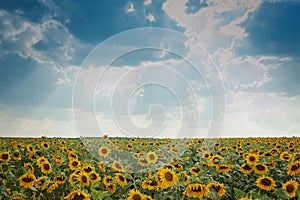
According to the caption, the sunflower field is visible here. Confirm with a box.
[1,136,300,200]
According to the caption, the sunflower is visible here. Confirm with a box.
[41,162,52,174]
[256,176,276,191]
[68,173,79,185]
[173,163,184,171]
[246,153,259,165]
[69,159,81,170]
[115,173,127,186]
[138,157,150,167]
[142,179,159,191]
[98,146,111,157]
[41,142,50,149]
[79,173,89,187]
[253,164,268,175]
[202,152,211,160]
[97,161,106,172]
[37,156,48,167]
[127,190,145,200]
[283,180,298,197]
[239,197,250,200]
[287,162,300,175]
[35,176,49,190]
[47,183,58,193]
[106,183,116,193]
[54,175,65,185]
[209,155,223,166]
[89,172,101,184]
[240,164,252,174]
[0,152,10,162]
[190,166,202,176]
[53,154,63,164]
[68,153,78,161]
[157,168,178,189]
[183,183,209,199]
[111,161,124,172]
[24,163,35,173]
[10,196,25,200]
[216,164,232,173]
[207,182,226,197]
[26,145,35,154]
[103,175,114,187]
[180,172,189,185]
[12,152,21,161]
[19,174,36,188]
[280,152,292,161]
[64,191,91,200]
[146,152,158,164]
[82,164,95,174]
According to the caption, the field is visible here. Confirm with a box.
[1,136,300,200]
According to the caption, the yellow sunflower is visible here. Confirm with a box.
[82,164,95,174]
[157,168,178,189]
[111,161,124,172]
[64,191,90,200]
[12,152,21,161]
[142,179,159,191]
[103,175,114,187]
[79,173,89,187]
[146,152,158,164]
[106,183,116,193]
[207,182,226,197]
[283,180,298,198]
[69,159,81,170]
[253,164,268,175]
[24,163,35,173]
[47,183,58,193]
[287,162,300,176]
[41,162,52,174]
[53,154,63,164]
[183,183,209,199]
[246,153,259,165]
[89,172,101,184]
[138,157,150,167]
[35,176,49,190]
[98,146,111,157]
[68,173,79,185]
[180,172,189,185]
[240,164,252,174]
[97,161,106,172]
[209,155,223,166]
[256,176,276,191]
[127,190,146,200]
[19,174,36,188]
[41,142,50,149]
[216,164,232,173]
[54,175,65,185]
[0,152,10,162]
[115,173,127,186]
[190,166,201,176]
[280,152,292,161]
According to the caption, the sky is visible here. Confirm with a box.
[0,0,299,138]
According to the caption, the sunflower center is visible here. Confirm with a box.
[212,185,221,193]
[118,175,125,182]
[249,156,256,162]
[191,185,202,192]
[287,184,295,193]
[73,194,85,200]
[165,172,173,181]
[81,176,87,183]
[291,164,299,171]
[150,180,158,186]
[284,154,290,159]
[261,178,272,186]
[2,154,9,159]
[243,165,251,170]
[72,161,78,166]
[256,165,265,171]
[149,155,155,160]
[44,164,50,170]
[23,177,34,182]
[84,167,92,173]
[132,194,142,200]
[101,148,108,154]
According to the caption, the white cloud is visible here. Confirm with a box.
[145,13,155,22]
[144,0,152,6]
[125,1,135,13]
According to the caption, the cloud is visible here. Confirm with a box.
[143,0,152,6]
[145,13,155,22]
[126,1,135,13]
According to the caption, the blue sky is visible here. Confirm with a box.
[0,0,299,138]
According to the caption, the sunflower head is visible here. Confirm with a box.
[283,180,298,197]
[256,176,276,191]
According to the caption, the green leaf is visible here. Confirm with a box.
[273,188,290,200]
[233,188,247,199]
[250,190,263,199]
